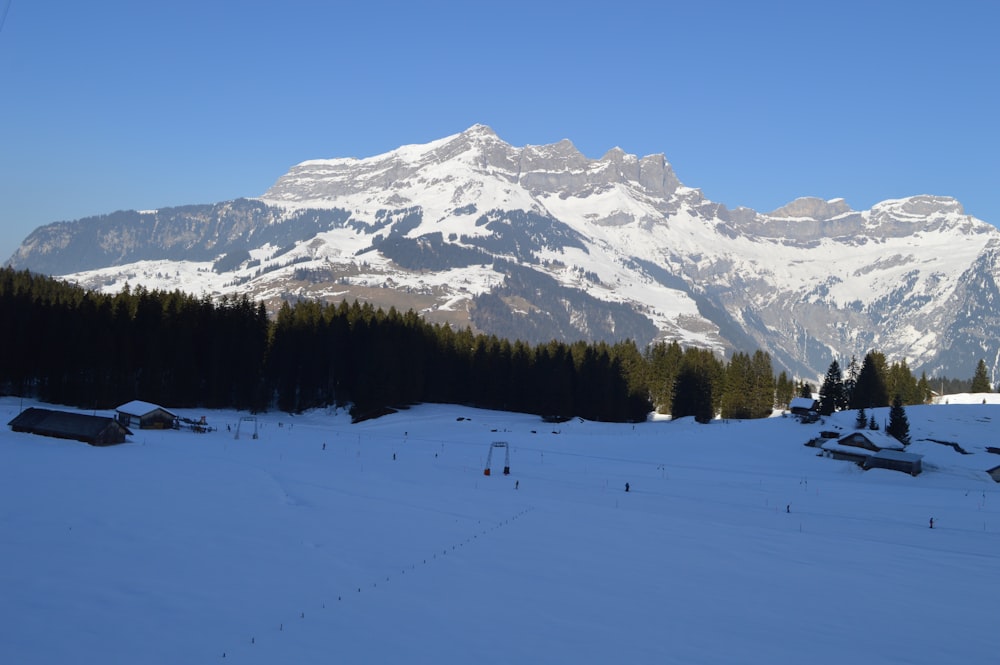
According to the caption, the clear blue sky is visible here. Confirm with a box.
[1,1,997,262]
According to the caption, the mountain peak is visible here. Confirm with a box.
[872,195,964,218]
[461,123,499,139]
[768,197,853,221]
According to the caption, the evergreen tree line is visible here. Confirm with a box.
[0,269,649,421]
[0,269,268,410]
[1,268,989,423]
[816,352,994,418]
[645,343,780,424]
[265,298,651,421]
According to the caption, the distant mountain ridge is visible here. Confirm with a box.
[6,124,999,380]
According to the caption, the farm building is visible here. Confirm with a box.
[864,449,923,476]
[115,400,177,430]
[819,430,918,475]
[788,397,819,422]
[7,407,132,446]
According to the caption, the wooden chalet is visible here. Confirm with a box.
[788,397,819,422]
[8,407,132,446]
[115,400,177,430]
[820,430,919,475]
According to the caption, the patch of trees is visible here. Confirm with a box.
[266,299,651,421]
[0,268,649,421]
[0,268,267,410]
[817,350,992,415]
[645,342,775,423]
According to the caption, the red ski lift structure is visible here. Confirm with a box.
[483,441,510,476]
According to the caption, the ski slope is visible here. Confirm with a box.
[1,396,998,664]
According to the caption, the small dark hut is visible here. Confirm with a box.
[8,407,132,446]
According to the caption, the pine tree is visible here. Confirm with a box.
[916,372,931,404]
[646,340,684,415]
[671,365,715,424]
[886,359,920,405]
[775,371,794,410]
[818,359,845,415]
[750,350,776,418]
[868,414,878,430]
[844,354,860,407]
[720,352,753,419]
[971,359,992,393]
[855,407,867,429]
[886,394,911,445]
[850,351,889,409]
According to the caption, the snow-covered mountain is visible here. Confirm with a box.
[7,124,999,379]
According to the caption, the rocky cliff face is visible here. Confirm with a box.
[7,125,999,380]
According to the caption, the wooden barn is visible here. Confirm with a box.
[820,430,920,476]
[864,449,923,476]
[8,407,132,446]
[115,400,177,430]
[788,397,819,422]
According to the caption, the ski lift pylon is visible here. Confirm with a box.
[235,415,258,440]
[484,441,510,476]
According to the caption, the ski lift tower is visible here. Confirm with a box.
[483,441,510,476]
[235,415,258,440]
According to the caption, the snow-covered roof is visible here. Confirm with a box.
[820,440,872,457]
[837,429,905,450]
[869,449,923,463]
[115,400,176,417]
[789,397,817,410]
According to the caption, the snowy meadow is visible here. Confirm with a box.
[2,395,998,664]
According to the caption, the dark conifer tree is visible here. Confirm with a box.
[886,394,911,445]
[844,354,860,408]
[646,340,684,414]
[971,359,992,393]
[916,372,931,405]
[671,366,714,423]
[720,352,753,419]
[851,351,889,409]
[818,359,845,416]
[750,351,776,418]
[886,359,919,405]
[774,371,793,410]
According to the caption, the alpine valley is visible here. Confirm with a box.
[6,125,1000,380]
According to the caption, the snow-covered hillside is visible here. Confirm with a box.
[2,397,998,664]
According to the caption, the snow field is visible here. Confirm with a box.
[1,398,998,664]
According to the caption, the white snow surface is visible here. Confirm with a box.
[2,395,999,664]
